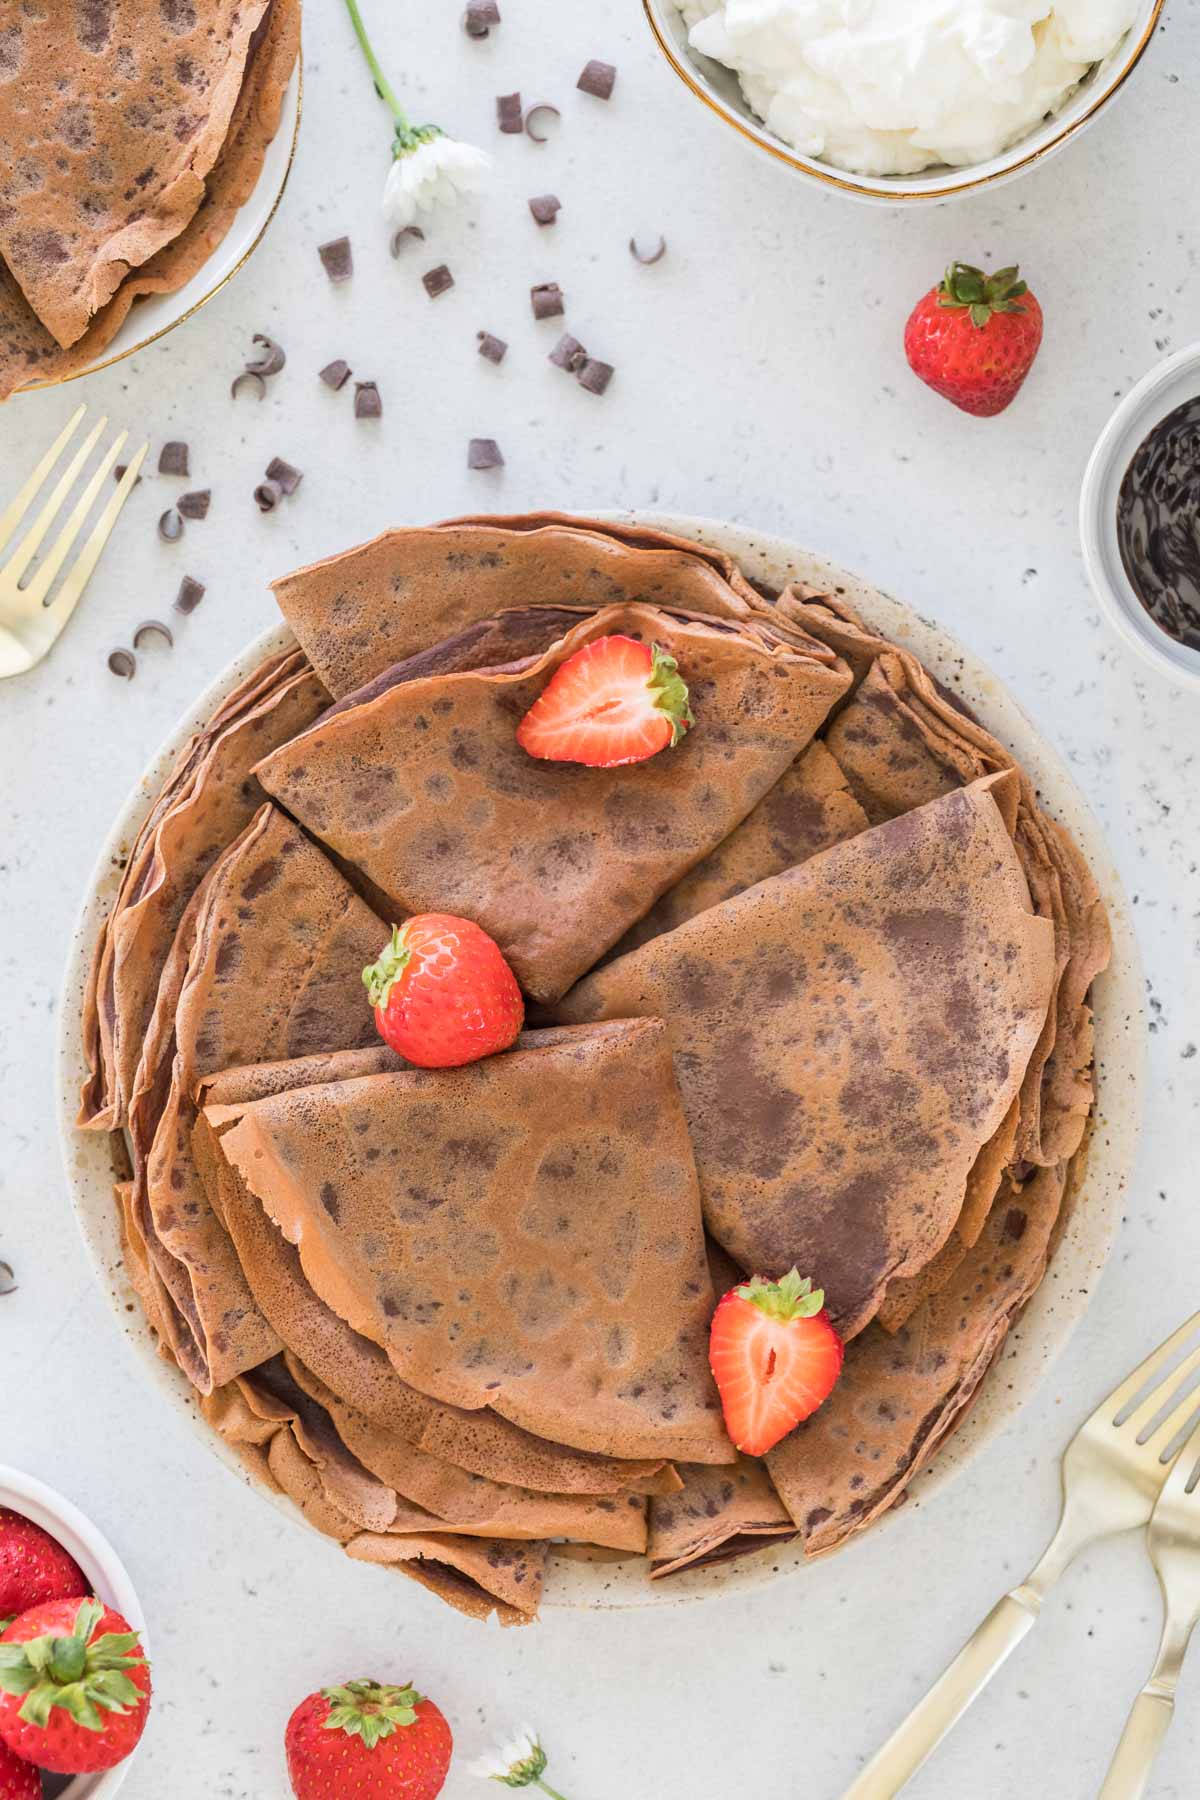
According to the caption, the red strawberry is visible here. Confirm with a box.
[709,1269,844,1457]
[0,1596,150,1774]
[363,915,524,1069]
[0,1510,88,1621]
[516,634,693,767]
[904,262,1043,417]
[0,1739,38,1800]
[285,1679,452,1800]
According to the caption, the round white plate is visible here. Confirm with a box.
[56,513,1145,1610]
[29,57,301,391]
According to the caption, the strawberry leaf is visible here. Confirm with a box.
[362,926,412,1010]
[734,1268,825,1321]
[321,1680,424,1751]
[647,644,694,747]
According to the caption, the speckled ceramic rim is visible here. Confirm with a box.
[20,53,302,393]
[55,513,1144,1612]
[1080,341,1200,690]
[643,0,1164,205]
[0,1465,147,1798]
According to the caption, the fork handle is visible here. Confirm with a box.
[842,1587,1042,1798]
[1097,1689,1175,1800]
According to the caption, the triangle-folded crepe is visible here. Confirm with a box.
[206,1019,735,1463]
[557,776,1057,1340]
[254,602,851,1003]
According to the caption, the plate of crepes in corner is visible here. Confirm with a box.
[0,0,301,402]
[59,512,1143,1627]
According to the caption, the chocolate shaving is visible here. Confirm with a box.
[113,464,141,486]
[524,103,560,143]
[468,438,504,470]
[578,59,617,99]
[318,236,354,283]
[107,648,135,679]
[423,264,455,299]
[577,357,614,395]
[0,1261,16,1297]
[355,381,383,420]
[530,281,564,320]
[390,225,425,258]
[254,479,283,513]
[477,331,508,364]
[265,457,303,496]
[528,194,561,226]
[246,333,286,376]
[630,233,667,265]
[158,441,189,478]
[230,370,266,402]
[497,92,523,133]
[157,508,183,543]
[549,333,587,372]
[133,619,174,650]
[319,359,352,390]
[178,490,211,520]
[174,576,206,615]
[464,0,500,37]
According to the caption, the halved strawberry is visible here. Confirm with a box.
[516,634,693,767]
[709,1270,844,1457]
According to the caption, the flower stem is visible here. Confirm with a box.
[535,1782,571,1800]
[342,0,410,135]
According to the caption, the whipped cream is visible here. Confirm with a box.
[673,0,1138,176]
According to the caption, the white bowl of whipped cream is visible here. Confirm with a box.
[645,0,1163,203]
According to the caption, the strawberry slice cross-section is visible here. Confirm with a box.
[709,1269,844,1457]
[516,633,693,768]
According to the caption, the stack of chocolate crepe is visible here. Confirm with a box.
[80,515,1110,1623]
[0,0,300,400]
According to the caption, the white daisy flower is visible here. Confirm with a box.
[383,131,492,229]
[468,1724,569,1795]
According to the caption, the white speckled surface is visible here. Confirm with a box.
[1,2,1197,1795]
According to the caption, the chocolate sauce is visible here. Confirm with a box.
[1116,394,1200,650]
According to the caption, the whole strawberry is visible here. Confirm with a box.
[0,1596,151,1774]
[904,262,1043,417]
[285,1679,452,1800]
[363,916,524,1069]
[0,1509,88,1622]
[0,1738,38,1800]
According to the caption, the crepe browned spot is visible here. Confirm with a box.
[206,1020,735,1462]
[270,515,842,699]
[558,777,1057,1339]
[0,0,299,399]
[648,1456,796,1578]
[255,603,851,1003]
[766,1161,1069,1556]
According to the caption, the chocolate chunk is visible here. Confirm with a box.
[254,479,283,513]
[463,0,500,35]
[178,490,211,520]
[157,508,183,543]
[246,333,286,376]
[524,103,560,143]
[549,332,587,372]
[390,225,425,257]
[577,357,614,395]
[174,576,206,615]
[468,438,504,469]
[0,1261,15,1296]
[477,331,508,364]
[528,193,561,226]
[530,281,564,320]
[230,370,266,402]
[319,359,352,390]
[107,648,135,679]
[630,233,666,264]
[158,441,189,477]
[113,464,141,486]
[355,381,383,419]
[497,92,523,133]
[423,264,455,299]
[318,236,354,283]
[133,619,174,650]
[577,59,617,99]
[265,457,303,496]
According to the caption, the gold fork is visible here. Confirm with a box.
[844,1310,1200,1798]
[1098,1409,1200,1798]
[0,403,148,679]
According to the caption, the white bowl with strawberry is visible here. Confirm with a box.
[0,1470,149,1800]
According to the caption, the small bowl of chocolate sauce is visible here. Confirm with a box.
[1081,344,1200,686]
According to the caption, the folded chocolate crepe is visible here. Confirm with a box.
[206,1019,735,1462]
[196,1046,682,1498]
[0,0,273,347]
[0,0,299,398]
[558,776,1057,1339]
[766,1160,1069,1556]
[133,804,385,1390]
[648,1457,796,1578]
[255,602,851,1002]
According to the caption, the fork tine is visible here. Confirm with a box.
[1155,1408,1200,1500]
[37,440,148,634]
[0,403,86,560]
[23,428,129,609]
[1104,1311,1200,1424]
[4,413,107,587]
